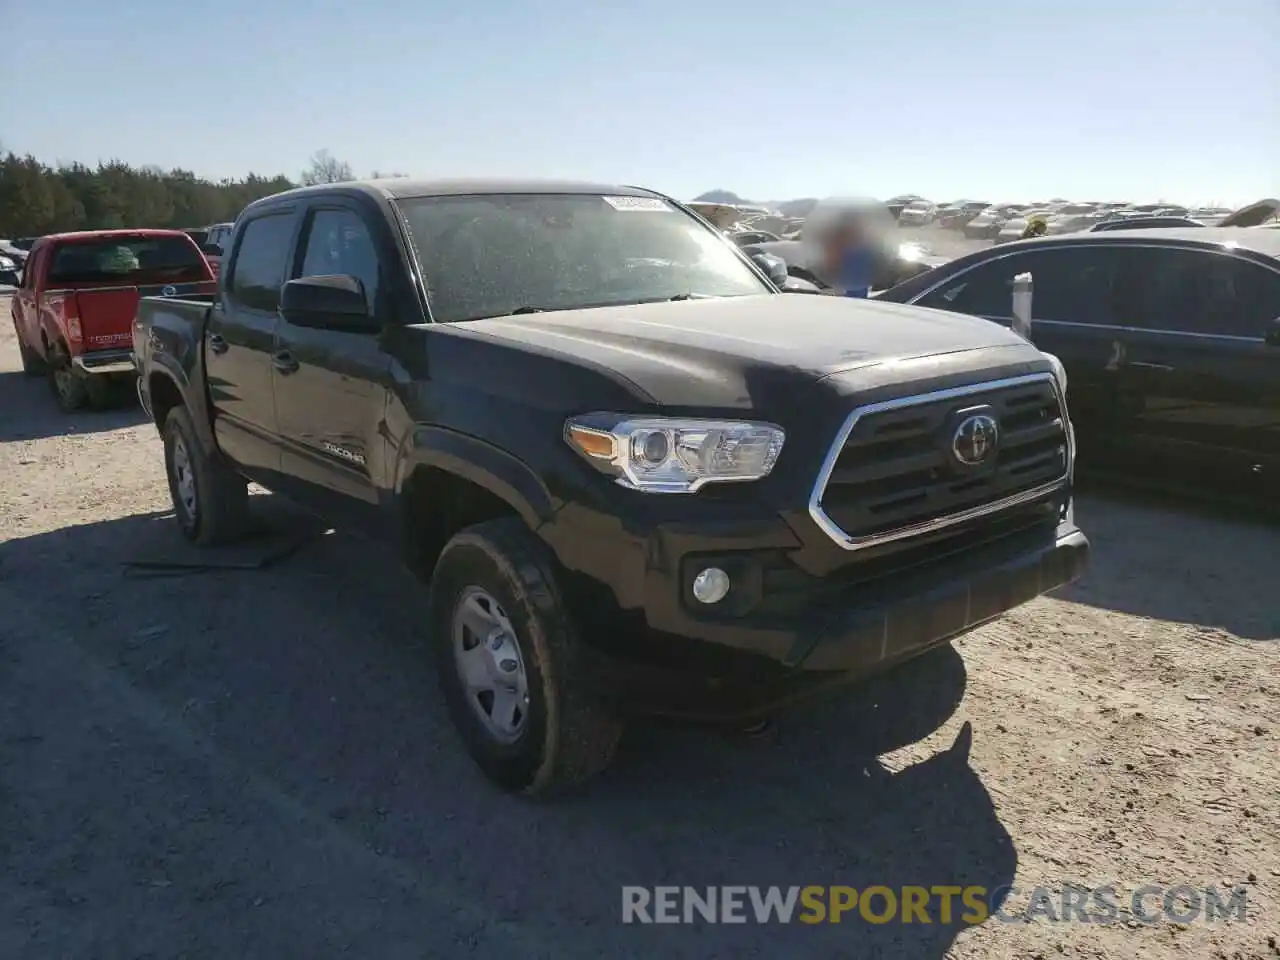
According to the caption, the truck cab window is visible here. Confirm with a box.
[297,209,381,311]
[229,213,294,312]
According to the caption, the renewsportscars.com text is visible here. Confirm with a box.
[621,884,1248,925]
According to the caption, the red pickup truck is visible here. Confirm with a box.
[11,229,216,411]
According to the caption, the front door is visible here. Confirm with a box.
[1113,246,1280,498]
[207,209,298,478]
[912,245,1127,453]
[270,204,392,526]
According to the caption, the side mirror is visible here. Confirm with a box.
[780,274,823,294]
[280,275,374,329]
[1266,318,1280,347]
[201,243,224,258]
[750,252,789,287]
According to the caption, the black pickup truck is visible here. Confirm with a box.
[133,179,1089,795]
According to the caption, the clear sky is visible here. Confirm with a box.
[2,0,1276,206]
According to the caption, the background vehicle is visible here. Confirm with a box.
[938,201,992,229]
[964,204,1025,239]
[996,210,1055,244]
[877,227,1280,503]
[1090,216,1205,231]
[11,229,215,410]
[897,199,938,226]
[200,221,235,279]
[728,229,781,246]
[0,253,20,288]
[134,177,1087,795]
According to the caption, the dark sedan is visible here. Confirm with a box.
[877,228,1280,504]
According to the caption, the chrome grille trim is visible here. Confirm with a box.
[808,372,1073,552]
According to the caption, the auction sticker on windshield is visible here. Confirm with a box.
[602,196,670,212]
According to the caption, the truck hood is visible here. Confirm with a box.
[455,293,1034,412]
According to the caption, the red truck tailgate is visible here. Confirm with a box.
[71,281,214,353]
[73,287,140,352]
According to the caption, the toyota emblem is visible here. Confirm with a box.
[952,414,999,466]
[161,285,177,297]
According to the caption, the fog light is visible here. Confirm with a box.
[692,567,731,604]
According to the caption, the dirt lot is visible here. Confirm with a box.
[1,301,1276,960]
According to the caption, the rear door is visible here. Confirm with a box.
[207,209,299,476]
[1113,245,1280,494]
[270,201,392,524]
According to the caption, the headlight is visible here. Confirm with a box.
[1043,352,1068,392]
[565,415,785,493]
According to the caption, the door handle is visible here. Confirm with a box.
[1128,361,1174,373]
[207,333,228,354]
[272,350,299,374]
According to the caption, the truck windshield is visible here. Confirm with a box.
[395,193,770,323]
[47,236,207,285]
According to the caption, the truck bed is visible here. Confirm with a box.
[133,294,217,423]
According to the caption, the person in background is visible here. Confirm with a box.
[820,211,875,298]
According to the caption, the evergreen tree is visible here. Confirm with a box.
[0,149,354,237]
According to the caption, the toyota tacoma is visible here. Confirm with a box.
[133,179,1089,795]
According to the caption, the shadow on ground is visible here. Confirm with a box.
[0,499,1015,959]
[1062,489,1279,641]
[0,369,147,442]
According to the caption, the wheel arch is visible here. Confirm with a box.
[394,426,558,576]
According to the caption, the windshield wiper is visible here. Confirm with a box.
[666,293,716,301]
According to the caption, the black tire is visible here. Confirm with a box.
[17,333,47,377]
[48,349,88,412]
[162,405,249,546]
[427,517,622,795]
[83,373,114,410]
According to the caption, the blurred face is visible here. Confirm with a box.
[821,217,869,269]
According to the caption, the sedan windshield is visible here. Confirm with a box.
[395,193,770,323]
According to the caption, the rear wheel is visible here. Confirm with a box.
[162,405,249,545]
[427,517,622,796]
[48,351,114,411]
[48,349,88,412]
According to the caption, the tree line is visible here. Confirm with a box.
[0,148,404,239]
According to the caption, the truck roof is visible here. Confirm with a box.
[37,228,195,244]
[263,178,663,204]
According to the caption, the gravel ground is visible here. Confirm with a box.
[1,298,1277,960]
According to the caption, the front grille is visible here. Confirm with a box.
[811,373,1070,549]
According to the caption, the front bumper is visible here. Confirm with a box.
[555,492,1089,719]
[72,348,135,375]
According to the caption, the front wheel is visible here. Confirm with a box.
[17,331,47,377]
[427,517,623,796]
